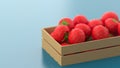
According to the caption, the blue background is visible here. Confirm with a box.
[0,0,120,68]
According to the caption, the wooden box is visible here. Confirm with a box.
[42,26,120,66]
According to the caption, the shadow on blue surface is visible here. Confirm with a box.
[42,49,120,68]
[42,49,61,68]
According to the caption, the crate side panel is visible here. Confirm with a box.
[62,45,120,66]
[62,36,120,55]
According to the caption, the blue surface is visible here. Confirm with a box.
[0,0,120,68]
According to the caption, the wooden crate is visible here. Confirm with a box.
[42,26,120,66]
